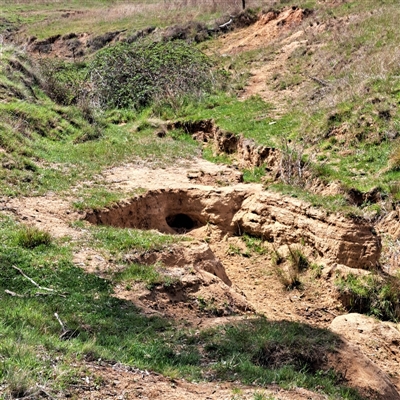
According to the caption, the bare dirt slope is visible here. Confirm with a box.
[69,361,327,400]
[209,7,316,113]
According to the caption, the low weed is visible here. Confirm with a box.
[253,392,275,400]
[227,243,243,256]
[202,145,233,165]
[197,296,219,316]
[274,265,302,291]
[15,225,52,249]
[288,245,309,273]
[272,245,309,290]
[242,233,267,255]
[278,138,310,187]
[310,263,324,279]
[242,165,266,183]
[89,225,185,256]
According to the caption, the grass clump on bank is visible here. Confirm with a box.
[115,262,177,290]
[89,225,185,256]
[15,225,52,249]
[336,273,400,322]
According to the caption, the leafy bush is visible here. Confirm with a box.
[89,40,219,110]
[37,59,88,106]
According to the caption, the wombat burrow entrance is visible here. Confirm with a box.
[166,213,197,232]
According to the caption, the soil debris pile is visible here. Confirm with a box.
[330,313,400,391]
[118,241,252,319]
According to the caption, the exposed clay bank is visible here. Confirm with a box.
[86,186,381,270]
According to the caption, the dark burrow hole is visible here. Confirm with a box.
[166,213,197,232]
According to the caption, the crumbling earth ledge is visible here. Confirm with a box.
[234,190,381,269]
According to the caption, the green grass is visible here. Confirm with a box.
[1,1,400,397]
[174,94,297,147]
[197,318,362,399]
[0,45,203,196]
[115,262,177,290]
[242,233,267,255]
[73,186,146,211]
[14,225,52,249]
[243,165,266,183]
[88,225,186,256]
[202,145,233,165]
[268,183,360,216]
[0,118,201,196]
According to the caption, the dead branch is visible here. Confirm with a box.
[11,265,54,292]
[5,289,24,297]
[54,312,67,331]
[219,18,233,29]
[54,312,79,340]
[36,385,55,400]
[308,74,329,87]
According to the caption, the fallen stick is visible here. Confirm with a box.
[308,74,329,87]
[11,265,54,292]
[5,289,24,298]
[54,312,67,331]
[37,385,55,400]
[54,313,79,340]
[219,18,233,29]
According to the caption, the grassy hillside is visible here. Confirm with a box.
[0,0,399,399]
[2,0,259,39]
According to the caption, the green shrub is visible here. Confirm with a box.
[37,59,88,106]
[89,40,219,110]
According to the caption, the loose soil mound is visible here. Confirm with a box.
[331,313,400,391]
